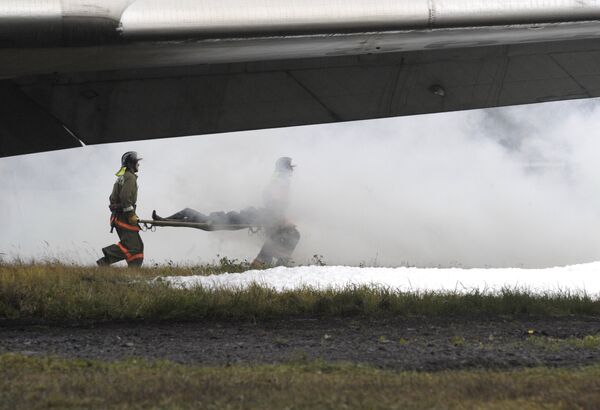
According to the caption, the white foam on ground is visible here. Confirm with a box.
[162,262,600,295]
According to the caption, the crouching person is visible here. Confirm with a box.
[97,151,144,267]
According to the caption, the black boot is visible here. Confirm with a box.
[152,210,166,221]
[127,259,143,268]
[96,257,110,266]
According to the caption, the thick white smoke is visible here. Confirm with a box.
[2,98,600,268]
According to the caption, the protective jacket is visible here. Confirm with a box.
[111,170,138,214]
[262,171,291,222]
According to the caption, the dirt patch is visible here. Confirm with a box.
[1,317,600,371]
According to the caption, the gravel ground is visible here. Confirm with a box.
[1,317,600,371]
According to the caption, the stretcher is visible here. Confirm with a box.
[139,219,259,232]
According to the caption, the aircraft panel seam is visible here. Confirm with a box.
[549,54,593,98]
[428,0,437,28]
[285,70,342,121]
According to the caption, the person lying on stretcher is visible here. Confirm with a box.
[152,157,300,269]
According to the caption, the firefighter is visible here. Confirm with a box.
[250,157,300,269]
[96,151,144,267]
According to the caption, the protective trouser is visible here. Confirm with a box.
[252,224,300,268]
[100,216,144,267]
[166,208,208,223]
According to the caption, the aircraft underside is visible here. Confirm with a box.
[2,0,600,157]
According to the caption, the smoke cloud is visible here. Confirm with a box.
[2,98,600,268]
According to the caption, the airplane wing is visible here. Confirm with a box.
[2,0,600,157]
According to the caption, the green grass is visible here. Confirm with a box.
[1,263,599,324]
[1,354,600,409]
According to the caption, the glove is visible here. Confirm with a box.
[128,214,139,225]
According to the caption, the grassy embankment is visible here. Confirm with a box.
[1,263,600,323]
[1,354,599,409]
